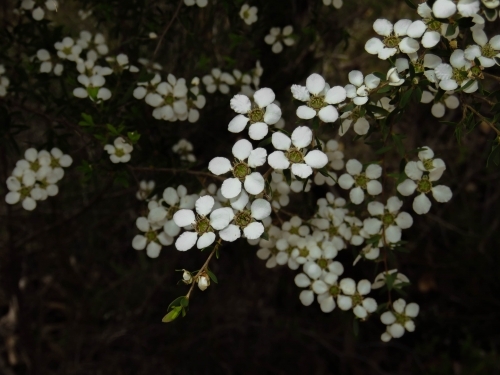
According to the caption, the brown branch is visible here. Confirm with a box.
[131,166,225,181]
[186,240,221,299]
[464,104,500,135]
[153,0,184,59]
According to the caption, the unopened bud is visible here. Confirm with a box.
[191,77,200,86]
[386,67,404,86]
[149,32,158,39]
[197,274,210,291]
[182,270,193,284]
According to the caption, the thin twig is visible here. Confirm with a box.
[186,240,220,299]
[131,166,225,181]
[465,104,500,135]
[153,0,184,59]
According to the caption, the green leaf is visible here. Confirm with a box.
[283,169,292,186]
[375,145,393,155]
[167,296,186,311]
[445,24,457,37]
[258,136,273,147]
[162,306,182,323]
[260,231,269,241]
[399,88,413,108]
[81,112,94,125]
[365,104,389,116]
[206,269,218,284]
[106,124,119,135]
[127,131,141,143]
[403,0,417,9]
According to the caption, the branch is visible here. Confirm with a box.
[153,0,184,59]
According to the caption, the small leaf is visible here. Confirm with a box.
[399,88,413,108]
[258,136,273,147]
[260,231,269,241]
[206,269,218,284]
[403,0,417,9]
[162,306,182,323]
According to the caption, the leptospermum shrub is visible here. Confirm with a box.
[2,0,500,344]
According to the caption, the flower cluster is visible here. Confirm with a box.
[5,148,72,211]
[0,65,9,97]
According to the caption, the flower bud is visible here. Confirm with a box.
[197,274,210,291]
[386,67,404,86]
[182,270,193,284]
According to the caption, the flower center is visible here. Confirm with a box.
[286,148,304,164]
[20,186,32,198]
[468,65,484,79]
[235,210,252,228]
[196,217,212,234]
[328,225,338,237]
[426,19,441,31]
[417,175,432,194]
[30,160,41,172]
[298,247,309,258]
[62,46,73,55]
[308,95,326,110]
[243,9,250,19]
[351,226,361,236]
[233,162,250,179]
[382,213,395,226]
[167,205,179,220]
[423,159,434,171]
[352,292,363,306]
[329,285,340,297]
[115,148,125,157]
[248,108,265,123]
[164,94,175,106]
[354,173,368,189]
[50,158,60,168]
[481,43,497,58]
[145,230,157,242]
[317,258,328,269]
[394,312,411,325]
[452,67,468,85]
[383,35,401,49]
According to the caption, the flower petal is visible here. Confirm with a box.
[243,222,264,239]
[304,150,328,169]
[175,231,198,251]
[254,87,275,108]
[248,122,269,140]
[208,157,232,175]
[251,199,272,220]
[197,232,216,249]
[228,114,249,133]
[173,209,196,227]
[221,178,242,199]
[219,224,241,242]
[291,163,313,178]
[268,151,290,170]
[291,126,313,148]
[305,73,325,95]
[196,195,215,216]
[413,193,432,215]
[232,139,253,160]
[244,172,265,195]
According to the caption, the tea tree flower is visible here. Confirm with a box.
[0,65,10,97]
[380,299,419,342]
[173,139,196,162]
[464,29,500,67]
[132,217,173,258]
[228,88,282,140]
[338,160,383,204]
[36,49,63,75]
[397,156,452,215]
[344,70,380,106]
[73,74,111,102]
[136,180,156,201]
[372,269,410,289]
[434,49,479,93]
[104,137,133,163]
[55,37,82,62]
[264,26,294,54]
[219,195,271,241]
[291,73,347,122]
[239,4,258,25]
[267,126,328,179]
[184,0,208,7]
[202,68,235,94]
[338,278,377,318]
[209,139,266,199]
[21,0,58,21]
[173,195,231,250]
[365,19,420,60]
[323,0,343,9]
[421,88,459,118]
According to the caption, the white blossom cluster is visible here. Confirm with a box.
[173,139,196,162]
[5,148,72,211]
[202,61,263,97]
[104,137,134,164]
[20,0,58,21]
[239,4,258,25]
[133,74,206,123]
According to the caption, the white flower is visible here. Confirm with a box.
[338,278,377,318]
[133,74,162,100]
[239,4,258,25]
[104,137,133,163]
[77,31,109,60]
[136,180,155,200]
[36,49,63,75]
[173,195,231,250]
[366,196,413,244]
[421,87,459,118]
[267,126,328,179]
[338,160,383,204]
[173,139,196,162]
[406,20,442,49]
[219,194,271,241]
[386,67,405,86]
[132,217,173,258]
[344,70,380,106]
[264,26,294,53]
[209,139,267,199]
[73,74,111,102]
[202,68,235,94]
[464,29,500,68]
[323,0,343,9]
[339,111,370,136]
[365,19,420,60]
[291,73,347,123]
[432,0,457,18]
[269,172,291,209]
[228,88,282,140]
[184,0,208,7]
[55,37,82,61]
[147,74,189,121]
[21,0,58,21]
[78,9,92,20]
[159,185,198,237]
[434,49,479,93]
[397,153,452,215]
[380,299,419,342]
